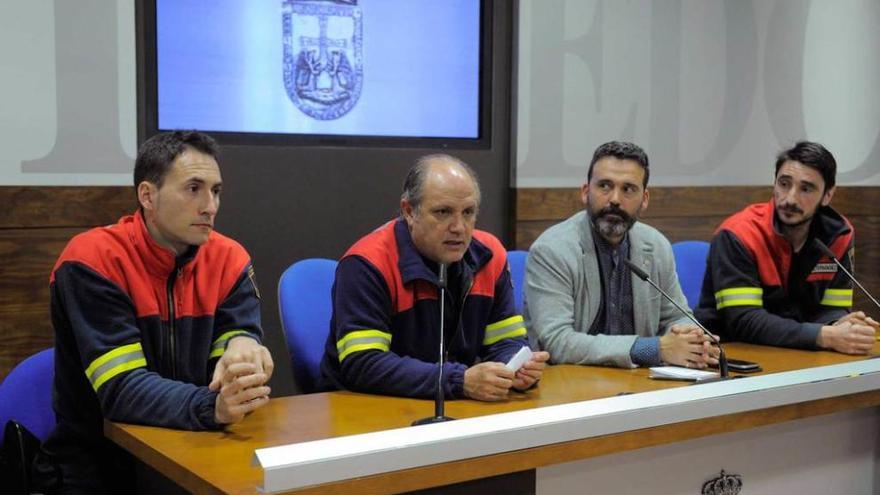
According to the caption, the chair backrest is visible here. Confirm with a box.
[671,240,710,309]
[0,348,55,445]
[278,258,338,393]
[507,250,529,314]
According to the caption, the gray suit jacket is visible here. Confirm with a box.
[524,211,692,368]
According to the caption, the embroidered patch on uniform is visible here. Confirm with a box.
[811,262,838,274]
[248,265,261,299]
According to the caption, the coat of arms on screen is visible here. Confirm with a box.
[282,0,363,120]
[701,470,742,495]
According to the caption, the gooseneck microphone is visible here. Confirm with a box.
[623,259,729,378]
[413,263,455,425]
[813,238,880,311]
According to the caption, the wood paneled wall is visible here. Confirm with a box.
[0,186,133,380]
[515,186,880,315]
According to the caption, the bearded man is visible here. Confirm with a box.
[524,141,718,369]
[695,141,877,353]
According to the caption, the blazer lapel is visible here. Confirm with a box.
[578,213,601,320]
[628,224,655,336]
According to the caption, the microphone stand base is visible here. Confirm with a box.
[412,415,455,426]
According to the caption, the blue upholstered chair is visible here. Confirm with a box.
[671,240,710,309]
[0,347,55,494]
[0,347,56,446]
[278,258,338,394]
[507,250,529,314]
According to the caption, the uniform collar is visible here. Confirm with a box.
[768,199,850,248]
[131,210,200,278]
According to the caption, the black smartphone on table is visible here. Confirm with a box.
[723,358,762,373]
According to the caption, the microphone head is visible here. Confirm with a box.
[437,263,448,288]
[623,259,649,281]
[812,238,836,259]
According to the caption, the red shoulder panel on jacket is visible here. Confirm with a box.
[344,221,413,313]
[470,230,506,298]
[182,231,252,318]
[718,202,787,287]
[51,220,163,318]
[51,215,252,319]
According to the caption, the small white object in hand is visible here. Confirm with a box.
[505,346,533,372]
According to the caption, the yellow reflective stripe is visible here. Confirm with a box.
[339,343,389,362]
[210,330,250,358]
[483,327,527,346]
[484,315,526,346]
[717,298,763,309]
[820,288,853,307]
[91,358,147,392]
[715,287,763,309]
[84,342,141,378]
[824,288,853,297]
[715,287,763,297]
[84,342,146,392]
[336,329,392,350]
[486,315,524,332]
[337,329,392,362]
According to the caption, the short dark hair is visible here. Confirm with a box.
[774,141,836,191]
[134,131,220,192]
[587,141,650,188]
[401,154,481,211]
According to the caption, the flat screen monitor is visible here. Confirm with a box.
[139,0,491,148]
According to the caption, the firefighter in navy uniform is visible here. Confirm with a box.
[321,154,550,401]
[32,131,274,494]
[696,141,877,353]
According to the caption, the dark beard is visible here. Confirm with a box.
[776,203,813,229]
[589,204,636,241]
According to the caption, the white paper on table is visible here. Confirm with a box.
[649,366,719,381]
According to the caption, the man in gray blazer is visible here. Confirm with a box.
[524,141,718,369]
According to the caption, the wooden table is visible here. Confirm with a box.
[105,343,880,494]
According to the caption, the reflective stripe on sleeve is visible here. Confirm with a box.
[209,330,250,359]
[820,288,853,307]
[84,342,147,392]
[337,329,392,362]
[483,315,527,346]
[715,287,763,309]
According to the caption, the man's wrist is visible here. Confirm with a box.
[814,324,831,349]
[199,389,224,430]
[657,334,673,363]
[448,363,467,399]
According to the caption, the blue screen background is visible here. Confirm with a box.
[156,0,481,138]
